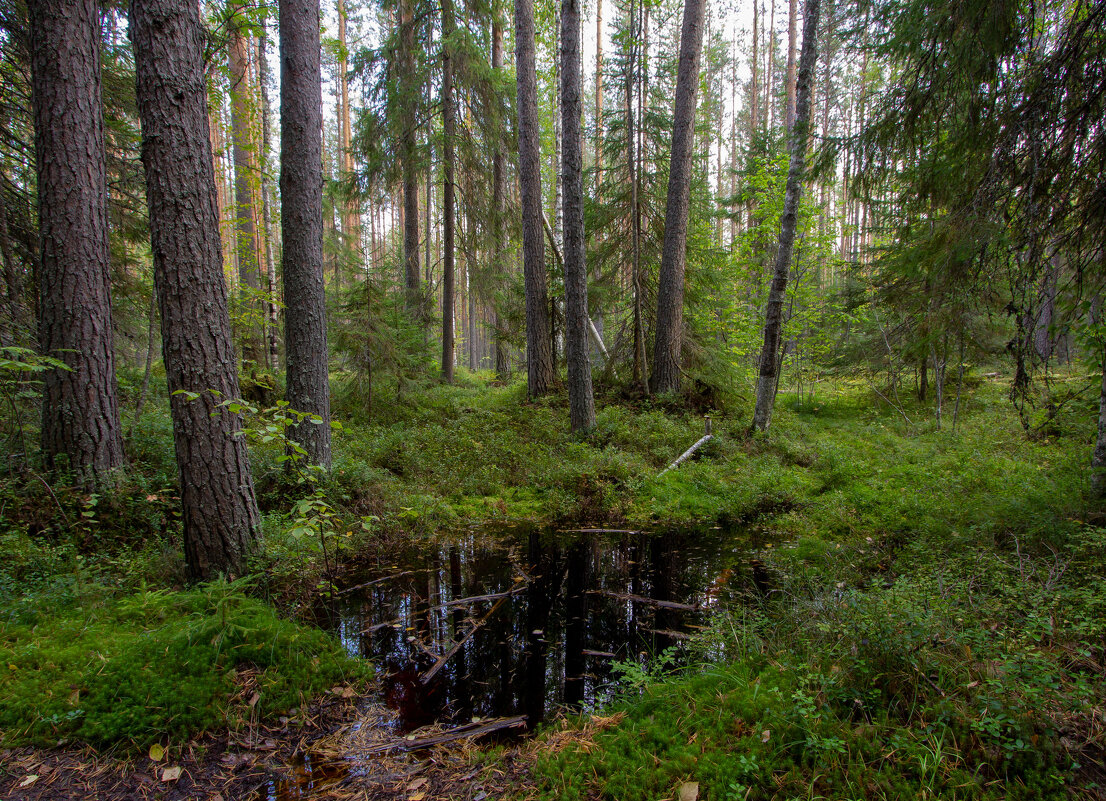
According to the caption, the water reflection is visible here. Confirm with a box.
[326,525,758,734]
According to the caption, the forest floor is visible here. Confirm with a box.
[1,369,1104,799]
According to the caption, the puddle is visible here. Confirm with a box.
[319,524,766,734]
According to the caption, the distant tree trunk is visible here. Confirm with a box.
[1092,347,1106,500]
[594,0,603,194]
[337,0,360,258]
[650,0,706,394]
[440,0,457,383]
[229,6,263,367]
[627,0,647,392]
[785,0,797,128]
[280,0,332,467]
[29,0,124,485]
[492,12,509,380]
[514,0,555,396]
[131,0,260,578]
[258,23,281,368]
[561,0,595,431]
[401,0,422,323]
[750,0,820,434]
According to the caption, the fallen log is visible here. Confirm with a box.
[588,589,699,612]
[357,716,529,754]
[659,435,712,476]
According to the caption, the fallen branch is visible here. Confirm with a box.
[658,435,713,476]
[588,589,699,612]
[358,716,529,754]
[421,594,512,684]
[338,570,419,595]
[557,528,639,535]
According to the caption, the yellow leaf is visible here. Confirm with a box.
[161,766,182,782]
[149,743,165,762]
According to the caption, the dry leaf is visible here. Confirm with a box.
[760,729,771,743]
[19,775,39,788]
[148,743,165,762]
[678,781,699,801]
[248,692,261,708]
[407,778,428,792]
[409,793,426,801]
[161,766,182,782]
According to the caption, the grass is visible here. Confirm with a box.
[1,365,1103,795]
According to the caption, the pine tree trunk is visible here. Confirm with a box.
[401,0,422,323]
[229,8,264,367]
[1091,345,1106,500]
[750,0,820,434]
[441,0,457,383]
[257,25,281,369]
[280,0,332,467]
[131,0,260,578]
[492,13,510,380]
[651,0,706,394]
[627,0,647,392]
[337,0,360,256]
[513,0,554,396]
[30,0,124,485]
[561,0,595,431]
[786,0,797,128]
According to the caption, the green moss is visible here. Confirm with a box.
[0,581,370,748]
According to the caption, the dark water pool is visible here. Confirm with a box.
[314,524,769,734]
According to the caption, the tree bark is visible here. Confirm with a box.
[131,0,260,578]
[30,0,125,485]
[400,0,422,324]
[786,0,797,128]
[337,0,360,257]
[560,0,595,431]
[257,24,281,369]
[440,0,457,382]
[650,0,706,394]
[750,0,820,434]
[280,0,332,467]
[492,12,510,380]
[513,0,555,396]
[1091,344,1106,500]
[229,6,264,366]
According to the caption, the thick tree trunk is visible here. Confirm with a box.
[561,0,596,431]
[280,0,332,468]
[513,0,555,396]
[229,7,263,366]
[131,0,260,579]
[441,0,457,383]
[650,0,706,394]
[30,0,124,485]
[750,0,820,434]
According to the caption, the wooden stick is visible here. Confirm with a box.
[421,595,511,684]
[357,716,529,754]
[337,570,419,595]
[588,589,699,611]
[658,434,712,476]
[558,528,639,534]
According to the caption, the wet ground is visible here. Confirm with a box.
[262,523,769,799]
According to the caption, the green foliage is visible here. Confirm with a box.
[0,580,369,749]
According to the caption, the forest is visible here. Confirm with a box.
[0,0,1104,796]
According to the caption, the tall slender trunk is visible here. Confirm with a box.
[229,6,264,366]
[492,12,509,379]
[514,0,555,396]
[627,0,646,391]
[337,0,360,257]
[281,0,332,467]
[401,0,422,324]
[1092,345,1106,500]
[440,0,457,382]
[258,24,281,368]
[561,0,595,431]
[594,0,604,195]
[131,0,260,578]
[651,0,706,394]
[30,0,124,484]
[785,0,797,128]
[750,0,820,434]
